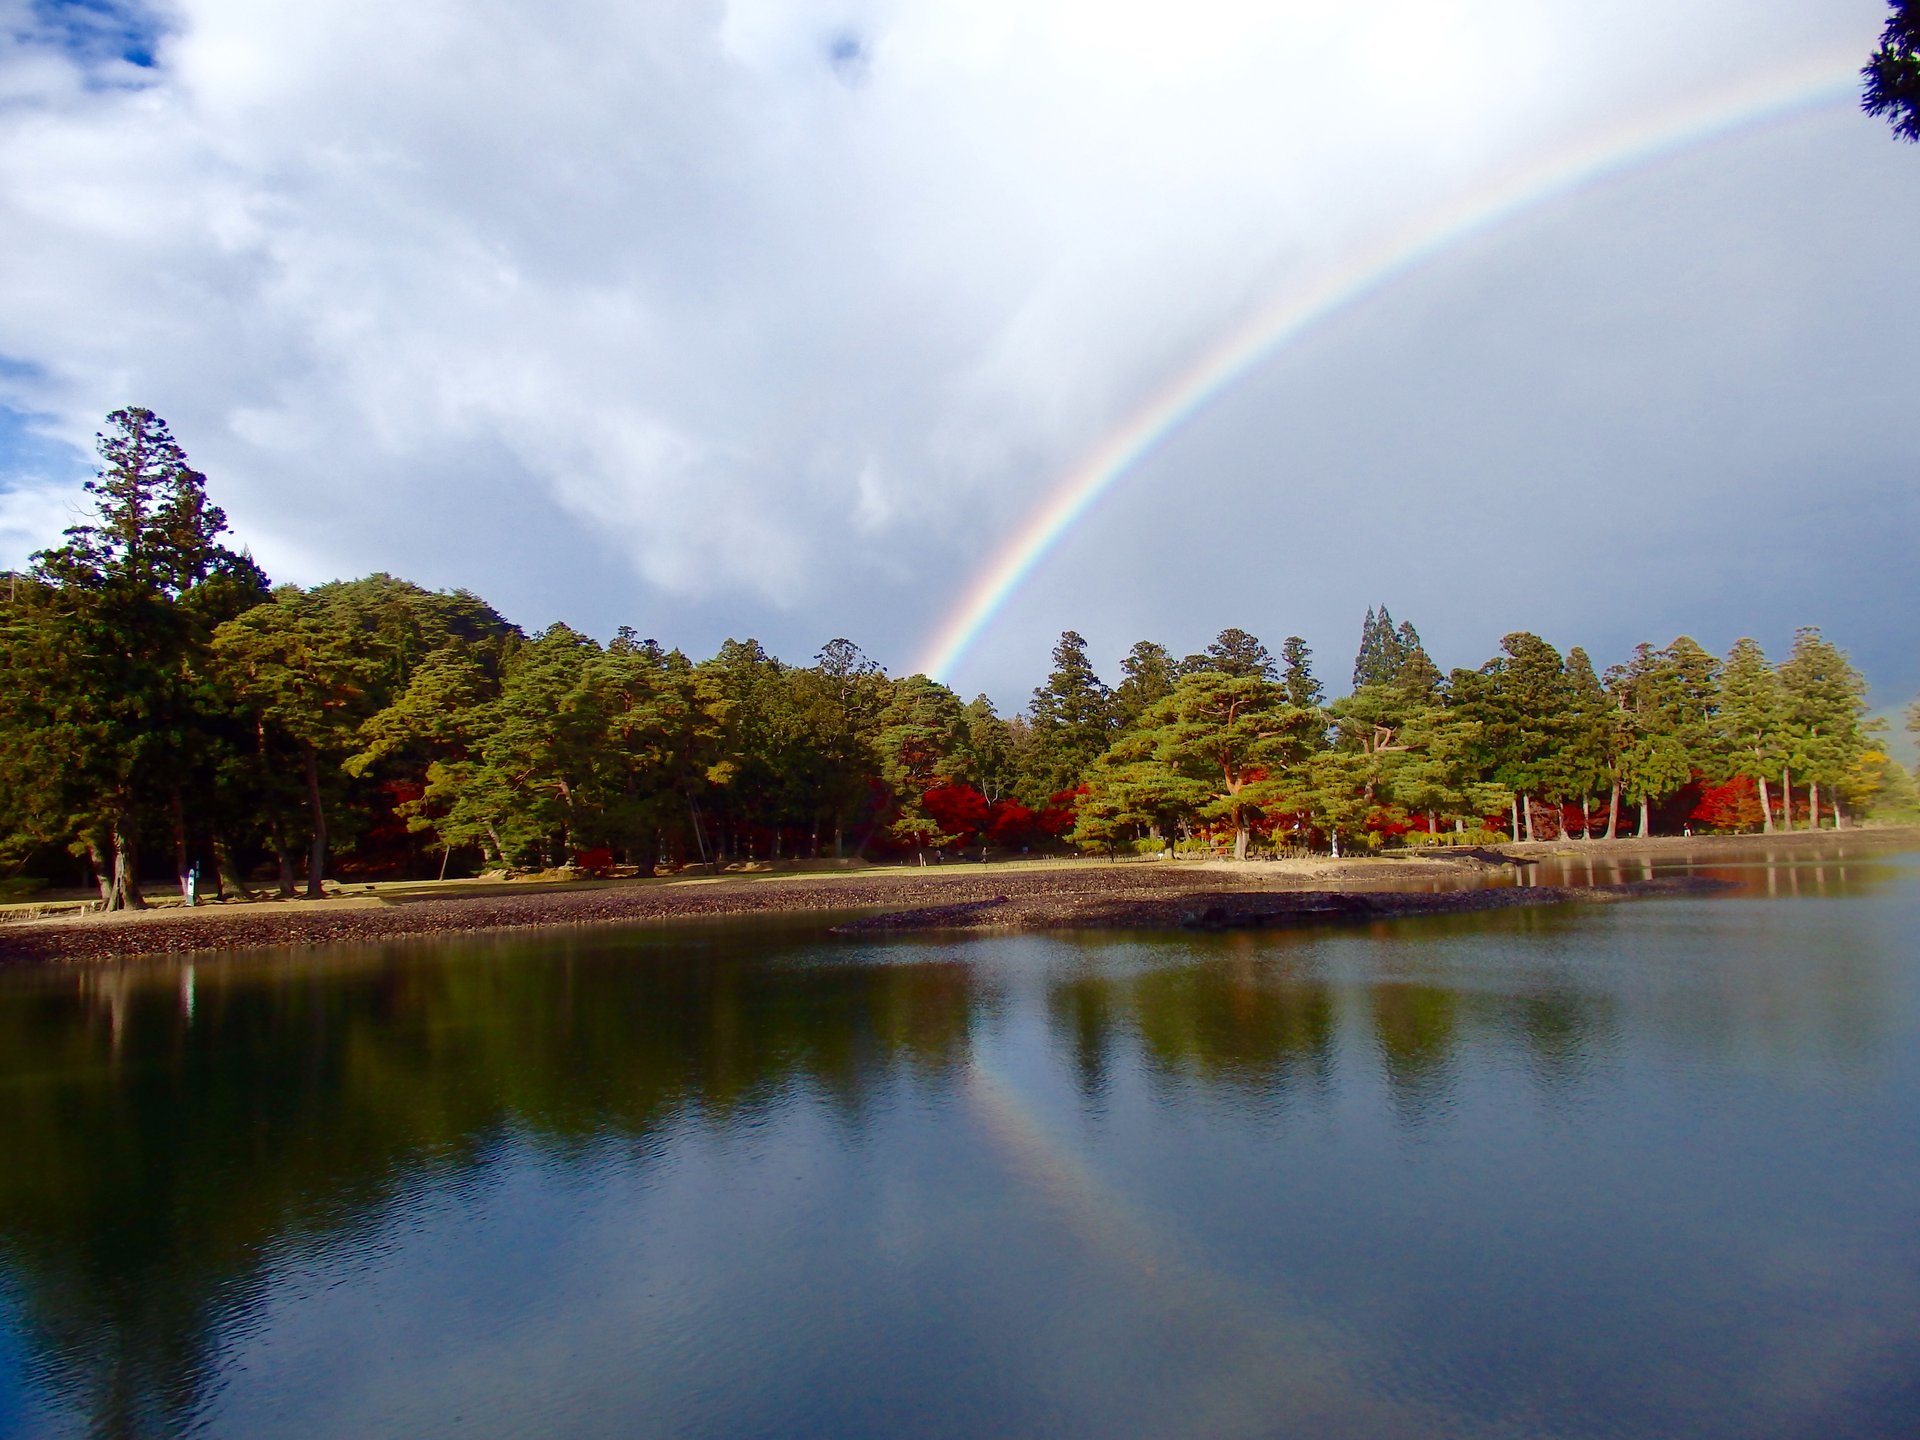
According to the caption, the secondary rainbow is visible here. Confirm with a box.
[915,57,1861,684]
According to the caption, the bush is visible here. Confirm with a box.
[1404,827,1508,848]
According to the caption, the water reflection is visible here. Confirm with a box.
[1,846,1916,1438]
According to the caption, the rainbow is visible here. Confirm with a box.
[915,56,1861,684]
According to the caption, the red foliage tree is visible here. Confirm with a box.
[986,798,1037,847]
[1690,775,1764,833]
[1035,786,1085,839]
[922,784,991,847]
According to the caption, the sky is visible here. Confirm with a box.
[0,0,1914,713]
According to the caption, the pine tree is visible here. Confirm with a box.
[1350,606,1411,690]
[1025,631,1113,802]
[25,408,268,907]
[1198,627,1276,680]
[1864,0,1920,142]
[1716,639,1785,832]
[1112,641,1178,731]
[1777,627,1870,829]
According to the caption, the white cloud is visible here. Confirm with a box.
[0,0,1905,687]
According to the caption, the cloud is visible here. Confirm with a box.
[0,0,1909,697]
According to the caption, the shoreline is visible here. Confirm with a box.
[828,875,1733,936]
[5,828,1886,963]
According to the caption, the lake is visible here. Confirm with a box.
[3,841,1917,1438]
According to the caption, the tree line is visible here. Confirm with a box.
[2,410,1914,907]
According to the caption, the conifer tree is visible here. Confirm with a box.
[1777,627,1870,829]
[1198,627,1276,680]
[24,408,268,906]
[1864,0,1920,142]
[1112,641,1179,731]
[1025,631,1113,803]
[1716,639,1785,831]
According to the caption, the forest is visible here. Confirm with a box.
[2,409,1915,909]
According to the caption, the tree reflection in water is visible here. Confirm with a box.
[0,850,1911,1437]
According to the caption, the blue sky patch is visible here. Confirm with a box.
[16,0,165,70]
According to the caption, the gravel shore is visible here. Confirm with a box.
[0,855,1732,965]
[830,876,1730,934]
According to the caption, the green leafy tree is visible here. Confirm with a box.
[874,675,973,857]
[1351,605,1414,689]
[1023,630,1113,803]
[1715,638,1786,832]
[964,694,1019,802]
[22,408,268,907]
[1450,633,1576,840]
[1116,638,1308,859]
[1112,640,1179,731]
[1865,1,1920,142]
[773,639,890,858]
[212,592,388,896]
[1777,627,1870,829]
[1604,639,1719,837]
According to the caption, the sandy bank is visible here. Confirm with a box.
[0,849,1732,966]
[829,876,1731,935]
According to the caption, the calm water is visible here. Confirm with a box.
[3,843,1918,1439]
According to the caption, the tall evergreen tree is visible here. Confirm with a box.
[1777,627,1870,829]
[1716,638,1785,832]
[1864,0,1920,142]
[23,408,268,906]
[1197,627,1276,680]
[1024,631,1113,803]
[1112,641,1179,731]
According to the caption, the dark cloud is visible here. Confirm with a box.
[0,0,1909,712]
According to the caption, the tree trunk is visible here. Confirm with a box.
[215,839,252,902]
[1638,796,1651,839]
[1523,794,1536,843]
[1807,780,1821,832]
[1233,824,1249,861]
[1581,796,1593,841]
[1757,773,1773,834]
[86,834,111,903]
[1833,794,1846,830]
[833,824,843,860]
[1509,797,1520,841]
[107,819,146,911]
[687,797,709,865]
[1605,780,1620,841]
[303,744,328,899]
[273,827,298,897]
[1780,765,1793,832]
[170,789,195,905]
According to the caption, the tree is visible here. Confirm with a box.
[1197,627,1276,680]
[1112,641,1178,731]
[1115,637,1312,858]
[1864,1,1920,142]
[1607,642,1715,838]
[875,676,972,858]
[1351,605,1412,690]
[1777,627,1870,829]
[1024,631,1113,803]
[1554,648,1615,839]
[24,408,268,907]
[1715,639,1785,832]
[1451,633,1576,841]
